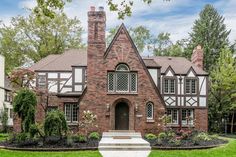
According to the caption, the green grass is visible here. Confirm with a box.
[0,149,102,157]
[149,138,236,157]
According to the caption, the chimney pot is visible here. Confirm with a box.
[90,6,95,11]
[99,6,104,11]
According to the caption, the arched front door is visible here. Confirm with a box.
[115,102,129,130]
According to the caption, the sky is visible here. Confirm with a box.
[0,0,236,55]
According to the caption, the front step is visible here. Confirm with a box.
[99,131,151,153]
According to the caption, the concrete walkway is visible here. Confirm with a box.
[99,131,151,157]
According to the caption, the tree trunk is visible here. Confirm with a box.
[231,112,234,134]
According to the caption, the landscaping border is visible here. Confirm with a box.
[0,145,98,151]
[151,144,227,150]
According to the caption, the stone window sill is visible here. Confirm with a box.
[146,119,155,123]
[107,92,138,95]
[67,122,78,126]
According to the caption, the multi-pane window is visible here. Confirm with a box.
[167,109,178,124]
[182,109,194,125]
[146,102,154,119]
[5,91,12,102]
[10,109,13,118]
[108,64,137,93]
[47,106,58,113]
[164,79,175,94]
[65,103,78,123]
[38,74,46,88]
[186,79,197,94]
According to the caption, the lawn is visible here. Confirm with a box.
[149,138,236,157]
[0,138,235,157]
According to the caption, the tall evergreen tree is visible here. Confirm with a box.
[187,4,230,71]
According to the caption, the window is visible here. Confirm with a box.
[84,69,87,83]
[65,103,78,123]
[38,74,46,88]
[146,102,154,119]
[108,64,137,93]
[164,79,175,94]
[186,79,197,94]
[167,109,178,125]
[10,109,13,118]
[182,109,194,125]
[47,106,58,112]
[5,91,12,102]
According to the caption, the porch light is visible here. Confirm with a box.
[106,104,110,111]
[135,103,139,112]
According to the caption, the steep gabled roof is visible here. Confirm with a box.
[30,49,87,71]
[143,56,208,75]
[103,23,166,107]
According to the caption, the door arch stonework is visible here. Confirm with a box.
[110,98,134,130]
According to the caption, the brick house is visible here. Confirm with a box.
[13,7,208,134]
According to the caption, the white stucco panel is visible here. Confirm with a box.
[148,69,157,86]
[75,68,82,83]
[199,76,206,95]
[60,73,71,79]
[166,70,174,77]
[48,73,58,79]
[199,97,207,107]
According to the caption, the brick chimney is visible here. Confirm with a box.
[87,6,106,93]
[191,45,204,69]
[88,6,106,45]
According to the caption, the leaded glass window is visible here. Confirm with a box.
[146,102,154,119]
[108,64,137,93]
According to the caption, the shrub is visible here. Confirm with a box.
[89,132,100,140]
[13,89,37,133]
[29,124,39,138]
[79,110,97,136]
[145,133,157,140]
[158,132,167,139]
[67,136,74,146]
[196,132,212,141]
[44,110,68,137]
[166,131,176,139]
[16,133,29,143]
[0,103,9,133]
[168,138,181,146]
[77,134,87,143]
[210,134,219,140]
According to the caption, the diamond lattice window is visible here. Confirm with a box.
[108,64,137,93]
[146,102,154,119]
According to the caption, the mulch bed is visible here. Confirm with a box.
[145,138,228,150]
[0,136,100,151]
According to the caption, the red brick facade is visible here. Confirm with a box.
[13,8,208,134]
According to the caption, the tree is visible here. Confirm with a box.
[79,110,97,136]
[151,32,172,56]
[0,9,83,72]
[13,89,37,133]
[187,4,230,72]
[44,110,68,137]
[0,103,9,133]
[34,0,162,20]
[208,48,236,133]
[107,25,151,53]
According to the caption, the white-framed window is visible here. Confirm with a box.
[186,79,197,94]
[108,64,137,93]
[182,109,194,125]
[167,109,178,125]
[64,103,78,123]
[38,74,46,88]
[164,79,175,94]
[4,90,12,102]
[146,102,154,119]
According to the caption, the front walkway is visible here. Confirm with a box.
[99,131,151,157]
